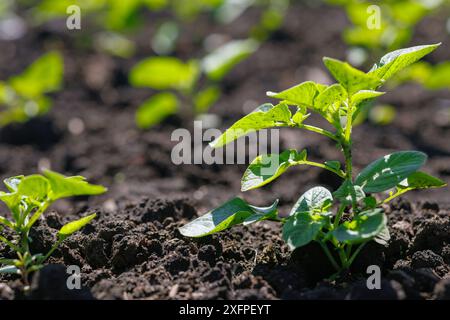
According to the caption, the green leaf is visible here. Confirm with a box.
[202,39,259,81]
[351,90,385,107]
[331,209,387,244]
[58,213,97,239]
[363,196,377,209]
[314,84,347,123]
[323,57,382,94]
[291,106,310,125]
[178,197,278,237]
[210,103,291,148]
[3,176,24,192]
[194,86,220,113]
[0,265,20,274]
[0,258,20,266]
[0,192,20,220]
[241,149,306,191]
[290,186,333,216]
[374,225,390,246]
[43,170,107,201]
[333,180,365,205]
[135,92,179,129]
[0,216,13,228]
[398,171,446,190]
[129,57,199,90]
[9,51,63,98]
[369,43,440,82]
[267,81,318,107]
[325,161,341,172]
[355,151,427,193]
[282,212,326,250]
[243,200,279,226]
[17,175,51,203]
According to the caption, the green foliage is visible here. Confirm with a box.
[135,92,179,129]
[202,39,259,81]
[0,171,106,288]
[129,57,199,91]
[0,52,63,127]
[179,44,446,279]
[129,37,260,129]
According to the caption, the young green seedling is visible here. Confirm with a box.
[0,52,63,127]
[0,170,106,289]
[179,43,447,278]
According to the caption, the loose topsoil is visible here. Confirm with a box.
[0,3,449,300]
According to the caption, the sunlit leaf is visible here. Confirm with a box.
[43,170,107,200]
[202,39,259,81]
[331,209,387,244]
[323,57,381,94]
[241,149,307,191]
[9,52,63,98]
[355,151,427,193]
[369,43,440,82]
[210,103,291,148]
[129,57,199,91]
[178,197,278,237]
[290,186,333,216]
[135,92,179,129]
[58,213,97,238]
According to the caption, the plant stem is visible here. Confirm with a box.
[299,160,346,179]
[43,238,64,262]
[333,204,346,228]
[346,242,366,268]
[318,241,340,272]
[383,190,407,204]
[297,124,340,142]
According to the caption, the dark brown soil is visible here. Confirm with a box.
[0,2,449,300]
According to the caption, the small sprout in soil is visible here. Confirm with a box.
[0,52,63,127]
[0,170,106,289]
[179,43,447,279]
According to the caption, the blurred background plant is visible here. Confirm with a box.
[0,51,63,127]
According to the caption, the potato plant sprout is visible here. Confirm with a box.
[179,43,447,278]
[0,170,106,289]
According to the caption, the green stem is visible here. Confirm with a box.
[346,242,366,268]
[319,241,340,272]
[43,238,64,262]
[333,204,346,228]
[299,160,346,179]
[297,124,340,142]
[383,190,407,204]
[0,235,20,252]
[338,247,348,267]
[24,201,51,232]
